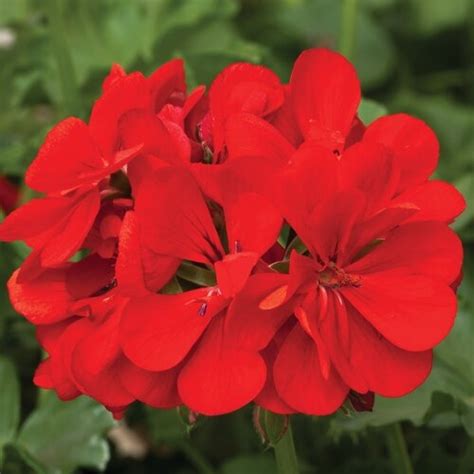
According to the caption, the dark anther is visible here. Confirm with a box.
[198,302,208,317]
[234,240,242,253]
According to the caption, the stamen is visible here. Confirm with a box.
[198,302,208,317]
[234,240,242,253]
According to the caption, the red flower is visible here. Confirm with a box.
[227,143,464,414]
[0,176,19,214]
[1,48,466,421]
[120,165,282,415]
[0,59,192,269]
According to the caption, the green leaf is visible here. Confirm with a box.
[177,261,216,287]
[330,381,434,435]
[0,0,29,26]
[0,356,20,450]
[2,444,47,474]
[358,98,387,124]
[427,288,474,435]
[276,0,395,87]
[221,454,276,474]
[452,173,474,236]
[17,393,114,474]
[409,0,472,35]
[146,408,187,444]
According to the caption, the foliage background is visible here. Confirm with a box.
[0,0,473,472]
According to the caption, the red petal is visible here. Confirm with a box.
[115,211,146,296]
[290,48,360,150]
[120,290,228,371]
[270,85,303,147]
[342,205,418,266]
[116,211,180,296]
[255,322,296,414]
[363,114,439,191]
[272,143,339,253]
[49,318,91,400]
[70,298,135,407]
[347,221,463,285]
[318,292,368,393]
[9,267,75,324]
[178,313,266,415]
[33,359,55,390]
[89,72,151,156]
[39,189,100,266]
[9,254,113,324]
[225,113,294,163]
[224,192,282,256]
[209,62,284,153]
[36,318,76,352]
[117,356,181,408]
[273,324,348,415]
[65,254,115,299]
[148,58,186,112]
[343,304,432,396]
[118,109,186,165]
[26,118,104,194]
[214,252,259,298]
[102,64,126,91]
[340,141,399,212]
[0,194,79,243]
[308,189,367,265]
[394,180,466,224]
[210,63,283,119]
[225,273,293,351]
[134,166,224,264]
[341,273,457,351]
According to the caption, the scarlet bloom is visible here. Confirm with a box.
[226,143,464,414]
[0,47,465,421]
[120,165,282,415]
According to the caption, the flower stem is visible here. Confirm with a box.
[385,423,414,474]
[46,0,82,117]
[339,0,358,60]
[273,420,299,474]
[177,440,216,474]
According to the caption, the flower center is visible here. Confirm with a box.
[318,262,361,289]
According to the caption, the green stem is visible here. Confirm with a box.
[385,423,414,474]
[457,436,474,474]
[177,440,216,474]
[46,0,81,116]
[339,0,358,60]
[273,421,299,474]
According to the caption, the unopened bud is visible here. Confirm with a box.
[177,406,202,434]
[253,406,289,447]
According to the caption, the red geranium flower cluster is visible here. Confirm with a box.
[0,49,465,419]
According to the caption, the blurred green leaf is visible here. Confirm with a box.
[17,393,114,474]
[146,408,187,444]
[0,356,20,451]
[428,291,474,435]
[221,454,276,474]
[275,0,395,87]
[409,0,472,35]
[452,173,474,236]
[330,382,433,435]
[2,444,47,474]
[358,98,387,124]
[0,0,29,26]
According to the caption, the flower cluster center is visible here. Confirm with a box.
[318,262,361,289]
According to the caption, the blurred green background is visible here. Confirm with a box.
[0,0,473,473]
